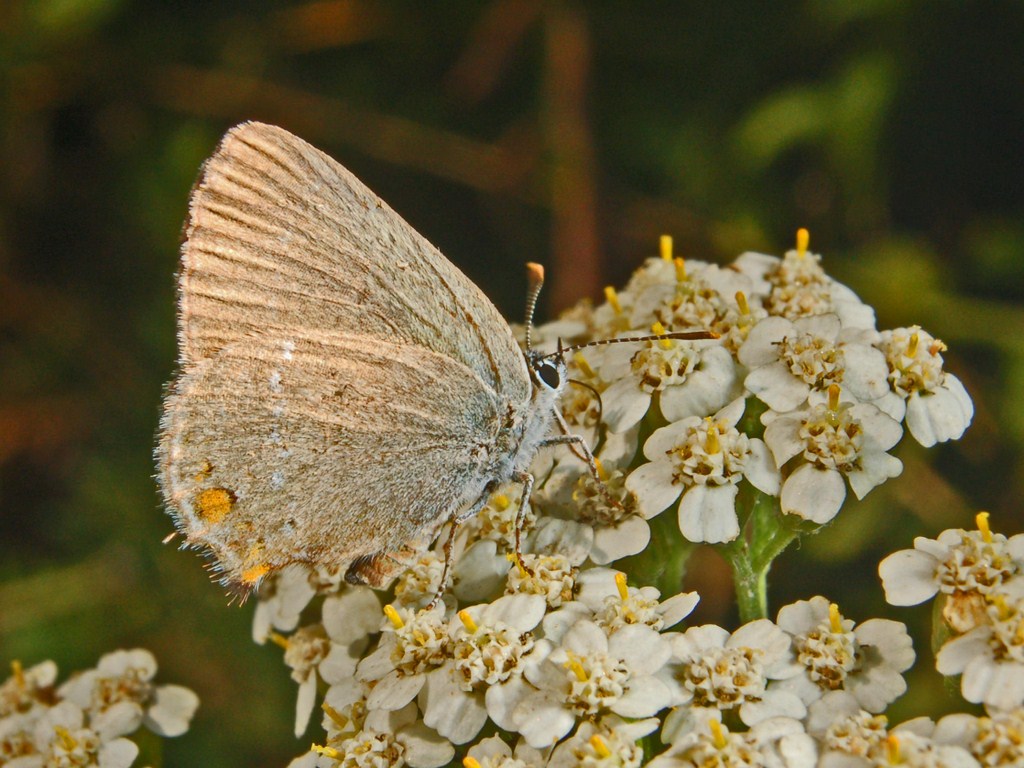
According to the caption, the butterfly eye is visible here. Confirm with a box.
[536,360,561,390]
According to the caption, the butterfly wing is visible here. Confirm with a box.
[176,121,528,404]
[158,328,504,588]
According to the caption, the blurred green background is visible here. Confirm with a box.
[1,1,1021,765]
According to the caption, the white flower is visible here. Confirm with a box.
[573,568,699,635]
[1,661,57,719]
[876,326,974,446]
[598,331,738,433]
[734,246,876,330]
[505,552,579,609]
[391,552,448,610]
[496,619,673,747]
[933,708,1024,767]
[57,648,198,739]
[878,514,1024,633]
[548,715,659,768]
[815,706,981,768]
[253,563,319,643]
[298,703,454,768]
[465,733,549,767]
[936,581,1024,711]
[652,713,817,768]
[631,261,765,354]
[355,604,449,713]
[764,387,903,524]
[420,594,546,745]
[665,620,803,727]
[280,587,381,738]
[627,398,780,543]
[739,314,888,412]
[774,596,914,712]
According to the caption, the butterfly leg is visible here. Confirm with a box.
[425,482,498,610]
[511,469,535,573]
[542,414,625,512]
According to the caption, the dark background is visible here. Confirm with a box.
[1,2,1021,765]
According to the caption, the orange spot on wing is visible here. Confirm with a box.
[194,487,235,524]
[241,564,269,584]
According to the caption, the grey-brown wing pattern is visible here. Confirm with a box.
[178,121,529,404]
[158,328,503,588]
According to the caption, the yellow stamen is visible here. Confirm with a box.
[977,511,992,543]
[564,653,589,682]
[1016,620,1024,645]
[660,234,673,261]
[929,339,948,356]
[991,594,1012,621]
[604,286,622,315]
[590,734,612,758]
[674,256,687,283]
[705,420,720,454]
[268,631,290,650]
[615,572,630,601]
[594,457,609,481]
[796,227,810,257]
[828,383,841,412]
[493,493,510,512]
[908,332,919,358]
[506,551,530,579]
[384,604,405,629]
[708,719,727,749]
[321,701,348,729]
[652,321,673,350]
[885,734,901,764]
[458,610,479,634]
[463,759,483,768]
[735,290,750,316]
[829,603,844,634]
[312,744,342,759]
[54,726,77,752]
[11,660,24,688]
[573,352,596,379]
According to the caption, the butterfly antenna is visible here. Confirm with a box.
[523,262,545,352]
[541,329,719,359]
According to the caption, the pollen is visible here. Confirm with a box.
[736,290,750,317]
[463,758,482,768]
[573,352,596,379]
[796,227,810,257]
[977,511,993,543]
[660,234,673,261]
[604,285,622,315]
[615,571,629,601]
[829,603,844,633]
[312,744,342,759]
[590,734,612,758]
[384,603,405,629]
[709,719,727,749]
[674,256,687,283]
[458,610,479,634]
[652,321,673,350]
[194,487,235,525]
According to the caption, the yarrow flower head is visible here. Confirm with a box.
[0,652,197,768]
[239,231,981,768]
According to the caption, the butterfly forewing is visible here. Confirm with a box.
[177,121,528,401]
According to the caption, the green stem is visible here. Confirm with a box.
[722,490,806,622]
[722,538,765,622]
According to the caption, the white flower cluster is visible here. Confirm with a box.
[0,649,198,767]
[245,234,996,766]
[881,512,1024,713]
